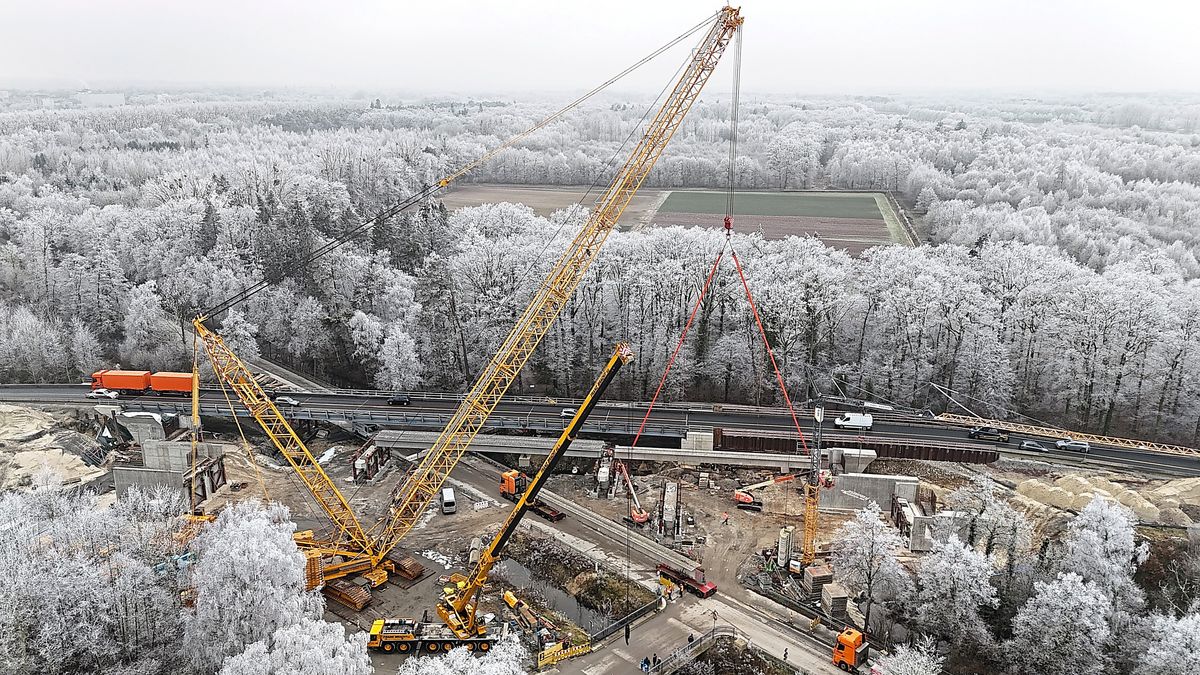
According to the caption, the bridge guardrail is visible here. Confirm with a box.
[936,413,1200,456]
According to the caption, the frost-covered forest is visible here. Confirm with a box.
[1,92,1199,442]
[0,479,370,675]
[833,476,1200,675]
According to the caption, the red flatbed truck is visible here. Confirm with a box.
[656,563,717,598]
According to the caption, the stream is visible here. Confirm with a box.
[494,558,612,636]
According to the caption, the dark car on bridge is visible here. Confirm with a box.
[968,426,1010,442]
[387,394,411,406]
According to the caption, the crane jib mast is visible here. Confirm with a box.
[375,4,744,561]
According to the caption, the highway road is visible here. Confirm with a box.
[2,384,1198,476]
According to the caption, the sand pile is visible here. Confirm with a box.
[1015,473,1195,525]
[1017,473,1166,521]
[0,404,107,489]
[0,404,57,442]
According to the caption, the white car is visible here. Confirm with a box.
[86,388,119,400]
[276,396,301,406]
[1056,439,1090,453]
[560,408,577,418]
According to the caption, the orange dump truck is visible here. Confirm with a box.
[149,371,194,394]
[91,370,152,393]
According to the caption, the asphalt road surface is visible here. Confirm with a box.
[2,384,1197,476]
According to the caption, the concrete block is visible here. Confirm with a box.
[840,448,878,474]
[117,413,167,443]
[683,432,714,452]
[823,473,918,511]
[141,440,229,471]
[113,466,184,499]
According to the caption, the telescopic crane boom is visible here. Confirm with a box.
[437,343,633,641]
[614,459,650,523]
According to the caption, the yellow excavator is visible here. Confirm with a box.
[367,343,633,654]
[187,5,744,603]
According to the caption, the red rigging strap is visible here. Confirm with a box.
[630,249,725,449]
[629,242,811,454]
[730,247,809,451]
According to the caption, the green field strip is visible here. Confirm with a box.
[659,191,885,219]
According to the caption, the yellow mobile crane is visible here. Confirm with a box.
[367,343,634,654]
[189,5,743,595]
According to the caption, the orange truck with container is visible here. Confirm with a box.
[91,370,193,395]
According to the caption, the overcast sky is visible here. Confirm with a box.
[2,0,1195,95]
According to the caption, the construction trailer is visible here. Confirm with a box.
[499,470,564,522]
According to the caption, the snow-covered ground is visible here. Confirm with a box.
[395,634,527,675]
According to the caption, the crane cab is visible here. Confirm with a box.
[832,628,869,672]
[367,618,418,652]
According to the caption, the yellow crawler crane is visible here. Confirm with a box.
[374,3,744,564]
[189,5,743,593]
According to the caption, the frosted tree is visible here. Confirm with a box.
[120,281,183,370]
[183,500,322,673]
[944,474,1032,559]
[829,502,911,631]
[915,185,939,211]
[912,535,998,648]
[68,317,104,378]
[873,636,942,675]
[394,634,528,675]
[1134,613,1200,675]
[218,618,371,675]
[219,310,261,360]
[0,303,69,381]
[347,310,385,365]
[375,325,422,390]
[1057,496,1148,627]
[1007,573,1112,674]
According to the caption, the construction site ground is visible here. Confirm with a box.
[15,403,1194,673]
[207,436,849,673]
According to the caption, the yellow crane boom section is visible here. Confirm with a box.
[437,343,633,639]
[194,321,377,560]
[375,5,744,560]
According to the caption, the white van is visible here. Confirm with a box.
[833,413,873,431]
[440,487,457,514]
